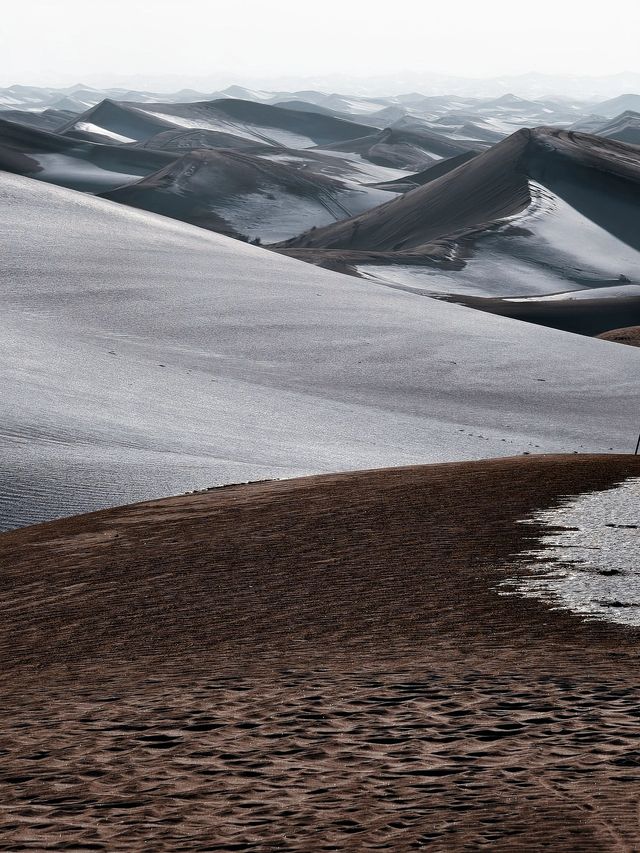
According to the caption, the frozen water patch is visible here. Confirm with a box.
[502,478,640,626]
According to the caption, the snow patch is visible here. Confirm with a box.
[502,478,640,627]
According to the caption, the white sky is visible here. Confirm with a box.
[2,0,639,89]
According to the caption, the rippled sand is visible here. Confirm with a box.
[1,455,639,850]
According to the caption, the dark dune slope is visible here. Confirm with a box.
[447,292,640,337]
[319,124,474,170]
[277,129,640,253]
[595,111,640,146]
[278,128,533,251]
[139,98,377,146]
[525,129,640,251]
[0,107,77,132]
[0,116,174,190]
[135,127,277,155]
[59,98,177,141]
[373,150,479,191]
[100,148,351,237]
[2,455,640,850]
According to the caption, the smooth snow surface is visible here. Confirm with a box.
[1,173,639,530]
[503,478,640,626]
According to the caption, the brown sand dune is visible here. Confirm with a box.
[1,454,640,850]
[597,325,640,347]
[0,107,77,132]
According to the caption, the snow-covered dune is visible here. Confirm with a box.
[1,172,638,530]
[279,129,640,333]
[0,117,174,192]
[61,97,376,149]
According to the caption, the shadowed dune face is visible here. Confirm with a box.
[316,124,476,171]
[60,97,378,148]
[277,129,640,254]
[0,108,402,241]
[277,128,534,252]
[0,117,175,192]
[446,292,640,337]
[99,147,388,241]
[2,455,640,850]
[277,129,640,336]
[592,110,640,146]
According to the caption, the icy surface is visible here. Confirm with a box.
[1,173,639,529]
[503,478,640,626]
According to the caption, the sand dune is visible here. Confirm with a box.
[0,116,174,191]
[135,127,278,154]
[278,129,640,331]
[371,151,479,191]
[595,110,640,146]
[1,454,639,850]
[0,107,76,132]
[133,98,377,148]
[0,112,395,237]
[597,325,640,346]
[278,128,533,251]
[100,147,386,241]
[279,129,640,253]
[444,291,640,337]
[2,171,639,530]
[59,98,176,142]
[594,93,640,118]
[317,124,474,170]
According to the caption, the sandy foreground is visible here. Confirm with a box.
[1,454,639,850]
[598,325,640,348]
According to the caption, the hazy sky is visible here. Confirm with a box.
[2,0,639,88]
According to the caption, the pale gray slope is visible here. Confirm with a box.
[1,172,638,530]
